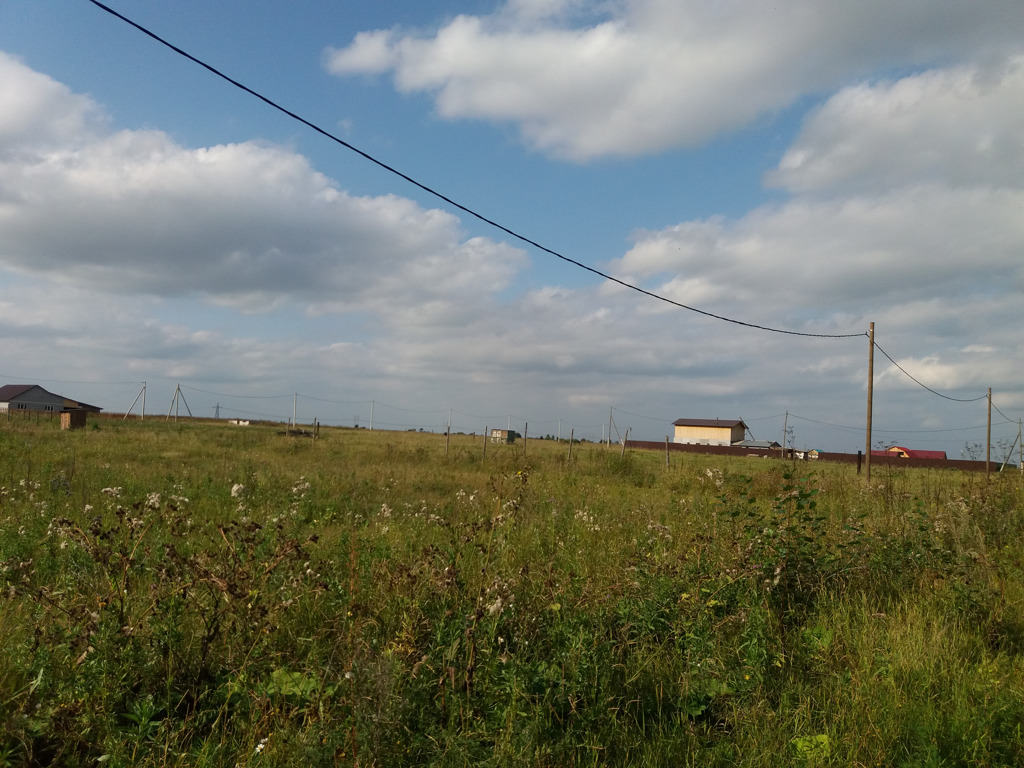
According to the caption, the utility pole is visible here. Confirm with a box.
[865,322,875,484]
[124,381,147,421]
[293,394,297,428]
[166,383,193,422]
[986,388,992,478]
[369,400,374,431]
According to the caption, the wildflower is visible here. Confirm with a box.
[231,483,245,498]
[255,736,268,754]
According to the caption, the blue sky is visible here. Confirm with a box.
[1,0,1023,459]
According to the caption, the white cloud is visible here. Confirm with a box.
[0,52,527,322]
[325,0,1024,160]
[0,53,104,154]
[611,54,1024,411]
[769,56,1024,194]
[618,186,1024,320]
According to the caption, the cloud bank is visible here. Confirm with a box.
[0,52,526,324]
[325,0,1024,160]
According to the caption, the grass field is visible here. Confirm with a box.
[1,417,1022,766]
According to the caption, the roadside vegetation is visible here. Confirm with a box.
[1,418,1022,766]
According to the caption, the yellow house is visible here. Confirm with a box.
[672,418,747,446]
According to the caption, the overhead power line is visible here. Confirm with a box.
[86,0,864,340]
[991,400,1018,424]
[872,343,989,403]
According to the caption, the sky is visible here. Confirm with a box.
[1,0,1023,459]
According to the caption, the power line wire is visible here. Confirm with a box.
[85,0,864,340]
[787,412,1008,434]
[991,400,1018,424]
[179,384,292,399]
[872,342,988,402]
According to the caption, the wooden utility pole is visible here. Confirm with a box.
[865,322,875,484]
[665,436,670,468]
[567,429,574,460]
[986,388,992,478]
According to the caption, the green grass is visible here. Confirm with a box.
[1,417,1022,766]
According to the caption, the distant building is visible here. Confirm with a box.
[871,446,947,460]
[490,428,516,444]
[0,384,102,415]
[735,439,781,450]
[672,418,747,446]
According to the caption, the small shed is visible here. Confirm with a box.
[490,428,516,444]
[61,410,88,430]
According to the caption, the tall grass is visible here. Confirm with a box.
[1,418,1022,766]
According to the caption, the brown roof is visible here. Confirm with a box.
[673,418,747,429]
[0,384,45,401]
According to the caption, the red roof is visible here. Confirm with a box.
[871,446,947,460]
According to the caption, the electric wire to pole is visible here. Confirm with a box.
[872,342,990,403]
[85,0,864,341]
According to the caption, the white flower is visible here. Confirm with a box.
[231,483,246,498]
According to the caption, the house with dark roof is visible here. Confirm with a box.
[736,439,781,450]
[0,384,102,415]
[672,418,747,446]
